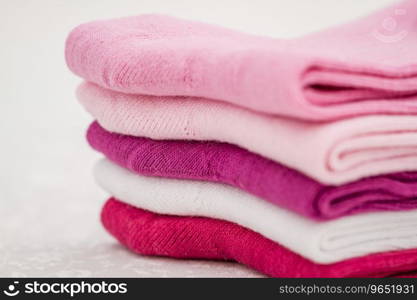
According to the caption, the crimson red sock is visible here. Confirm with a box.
[101,198,417,278]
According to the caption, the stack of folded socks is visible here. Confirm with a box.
[65,0,417,277]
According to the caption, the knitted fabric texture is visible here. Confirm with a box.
[66,0,417,121]
[102,198,417,278]
[88,121,417,220]
[79,82,417,185]
[95,159,417,264]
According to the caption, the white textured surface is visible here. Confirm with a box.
[0,0,397,277]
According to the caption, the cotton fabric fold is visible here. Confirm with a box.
[79,82,417,185]
[95,159,417,264]
[66,0,417,121]
[102,198,417,278]
[67,0,417,278]
[87,121,417,220]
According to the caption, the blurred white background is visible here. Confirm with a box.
[0,0,397,277]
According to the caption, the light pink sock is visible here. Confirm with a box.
[66,0,417,121]
[78,82,417,185]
